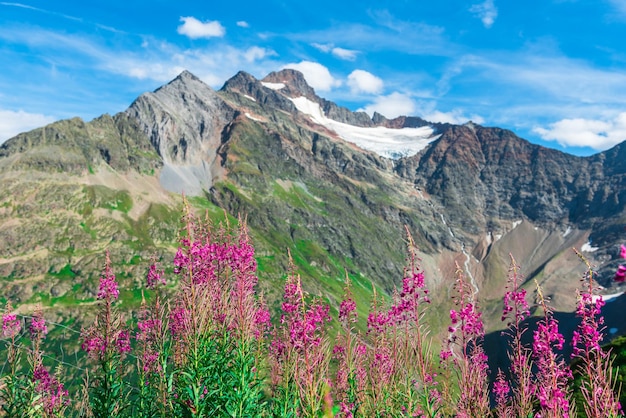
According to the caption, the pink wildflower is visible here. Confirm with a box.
[146,262,166,289]
[33,365,69,415]
[338,297,357,323]
[116,330,131,354]
[97,252,119,300]
[169,305,190,338]
[2,310,21,338]
[615,265,626,283]
[81,335,106,355]
[29,312,48,338]
[621,244,626,259]
[532,287,572,417]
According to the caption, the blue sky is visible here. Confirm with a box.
[2,1,626,155]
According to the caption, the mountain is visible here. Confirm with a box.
[1,69,624,340]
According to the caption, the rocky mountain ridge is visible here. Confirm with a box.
[1,68,624,338]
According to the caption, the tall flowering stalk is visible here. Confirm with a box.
[363,287,395,413]
[80,251,131,418]
[571,250,622,417]
[393,228,440,417]
[332,276,366,417]
[28,310,69,417]
[134,261,172,418]
[532,280,573,418]
[269,254,332,417]
[1,301,26,416]
[363,228,441,417]
[169,204,269,417]
[440,263,489,417]
[497,255,534,417]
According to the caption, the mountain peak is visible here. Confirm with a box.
[261,69,317,100]
[167,70,204,87]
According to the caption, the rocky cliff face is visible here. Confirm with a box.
[1,68,624,337]
[126,70,237,194]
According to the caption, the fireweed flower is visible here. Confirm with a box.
[97,258,120,300]
[29,312,48,338]
[146,262,166,289]
[493,369,512,417]
[116,330,131,354]
[2,310,21,339]
[572,250,622,417]
[443,264,490,417]
[532,282,572,417]
[32,365,69,416]
[499,255,535,418]
[269,261,332,415]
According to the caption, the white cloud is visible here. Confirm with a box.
[311,43,332,53]
[0,109,56,144]
[533,113,626,149]
[311,43,358,60]
[177,16,225,39]
[422,110,485,125]
[469,0,498,28]
[283,61,341,91]
[331,47,358,61]
[243,46,275,62]
[236,21,249,28]
[347,70,383,94]
[361,92,417,118]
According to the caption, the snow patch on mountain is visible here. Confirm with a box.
[289,96,439,159]
[262,82,285,90]
[581,241,599,252]
[245,112,264,122]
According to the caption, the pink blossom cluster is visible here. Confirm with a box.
[288,303,330,349]
[97,270,119,300]
[146,263,166,289]
[32,365,69,415]
[2,310,21,338]
[366,310,389,334]
[532,309,572,416]
[502,286,530,325]
[450,302,484,338]
[82,335,106,355]
[338,297,357,324]
[29,313,48,338]
[169,305,190,338]
[571,292,605,357]
[173,237,257,287]
[136,316,163,374]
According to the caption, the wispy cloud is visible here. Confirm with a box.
[177,16,225,39]
[0,26,280,88]
[607,0,626,16]
[331,47,358,61]
[288,19,454,57]
[0,2,126,33]
[0,109,56,144]
[469,0,498,28]
[236,21,249,28]
[311,43,359,61]
[283,61,341,91]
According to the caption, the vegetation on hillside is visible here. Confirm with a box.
[0,204,623,417]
